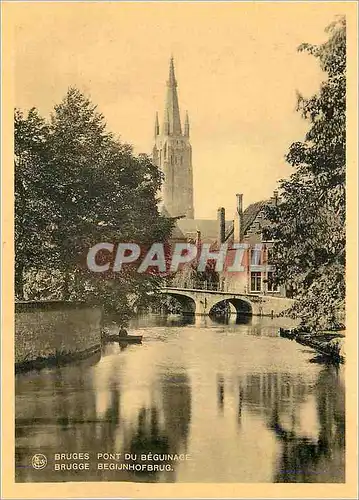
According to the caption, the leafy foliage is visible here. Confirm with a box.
[15,87,174,322]
[265,18,346,330]
[15,108,52,298]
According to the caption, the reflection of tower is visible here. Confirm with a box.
[217,375,225,413]
[153,58,194,219]
[126,371,191,482]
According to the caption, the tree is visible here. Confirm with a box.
[14,108,51,299]
[15,87,174,321]
[265,17,346,330]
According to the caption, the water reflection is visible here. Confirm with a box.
[217,375,225,413]
[125,313,196,328]
[210,313,252,325]
[15,314,344,483]
[271,365,345,482]
[126,372,191,482]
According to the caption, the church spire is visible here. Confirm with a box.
[184,110,190,137]
[163,109,170,135]
[168,56,176,87]
[154,111,159,137]
[152,57,194,219]
[163,57,182,136]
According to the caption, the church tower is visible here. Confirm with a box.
[153,58,194,219]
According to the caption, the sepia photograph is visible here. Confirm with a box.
[1,1,358,498]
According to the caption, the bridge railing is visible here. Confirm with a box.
[165,281,222,292]
[163,282,254,294]
[197,281,221,291]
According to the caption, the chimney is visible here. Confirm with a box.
[217,207,226,244]
[195,229,201,247]
[233,193,243,242]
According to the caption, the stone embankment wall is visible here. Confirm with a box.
[251,295,295,316]
[15,302,103,371]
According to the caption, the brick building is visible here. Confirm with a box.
[153,58,286,297]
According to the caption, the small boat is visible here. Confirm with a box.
[279,328,297,340]
[118,335,142,343]
[102,333,143,344]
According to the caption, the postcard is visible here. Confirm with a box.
[1,1,358,498]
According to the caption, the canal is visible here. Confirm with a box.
[15,314,345,483]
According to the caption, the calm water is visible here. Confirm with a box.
[15,314,345,483]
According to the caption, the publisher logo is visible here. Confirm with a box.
[32,454,47,470]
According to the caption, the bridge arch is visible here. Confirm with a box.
[161,292,196,315]
[209,298,252,317]
[160,288,255,316]
[160,286,294,317]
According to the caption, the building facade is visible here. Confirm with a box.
[153,58,286,298]
[217,192,287,297]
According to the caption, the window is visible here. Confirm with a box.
[250,246,262,266]
[251,272,262,292]
[267,272,279,292]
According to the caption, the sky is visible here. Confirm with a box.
[11,2,346,219]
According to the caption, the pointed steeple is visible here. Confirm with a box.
[163,57,182,136]
[184,110,190,137]
[153,57,194,220]
[163,108,170,136]
[168,56,176,87]
[154,112,159,137]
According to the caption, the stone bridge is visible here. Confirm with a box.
[160,287,294,317]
